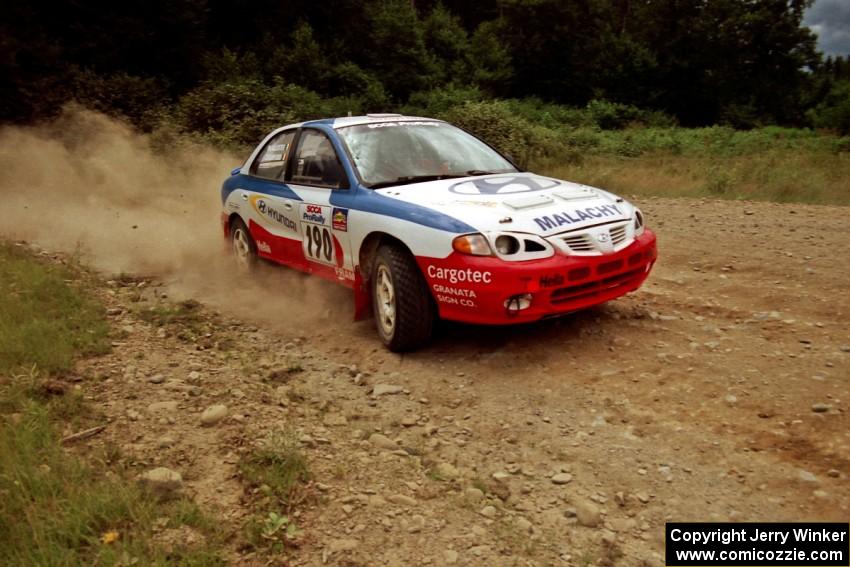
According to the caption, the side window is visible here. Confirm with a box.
[250,130,295,180]
[289,129,348,189]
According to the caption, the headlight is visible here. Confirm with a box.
[634,209,645,236]
[452,233,492,256]
[488,232,554,260]
[494,234,520,255]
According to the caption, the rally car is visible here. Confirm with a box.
[220,114,657,351]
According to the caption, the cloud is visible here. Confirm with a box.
[804,0,850,57]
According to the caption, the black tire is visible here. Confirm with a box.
[229,217,258,272]
[371,244,435,351]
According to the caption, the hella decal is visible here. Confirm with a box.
[534,204,623,231]
[427,265,492,284]
[256,240,272,254]
[332,208,348,232]
[250,195,297,231]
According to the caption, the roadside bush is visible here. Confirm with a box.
[171,78,328,149]
[443,100,566,166]
[69,69,169,131]
[585,99,676,130]
[807,80,850,135]
[402,84,486,118]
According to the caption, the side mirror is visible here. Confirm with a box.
[230,166,242,176]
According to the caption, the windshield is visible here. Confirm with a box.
[336,121,517,187]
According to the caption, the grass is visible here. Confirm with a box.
[0,242,226,565]
[541,149,850,206]
[0,242,110,375]
[525,126,850,206]
[239,430,310,509]
[239,430,310,553]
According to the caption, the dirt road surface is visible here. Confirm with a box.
[26,195,838,566]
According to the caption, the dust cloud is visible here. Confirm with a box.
[0,106,349,326]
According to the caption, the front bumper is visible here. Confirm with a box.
[417,230,657,325]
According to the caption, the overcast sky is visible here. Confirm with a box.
[804,0,850,57]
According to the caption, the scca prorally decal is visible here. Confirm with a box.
[534,204,623,231]
[450,176,560,195]
[432,284,477,298]
[302,204,326,225]
[332,208,348,231]
[427,265,492,284]
[250,195,297,231]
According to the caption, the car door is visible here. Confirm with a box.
[242,129,304,265]
[286,128,355,284]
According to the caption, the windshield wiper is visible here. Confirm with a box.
[368,174,465,189]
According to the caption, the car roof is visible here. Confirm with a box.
[302,114,443,129]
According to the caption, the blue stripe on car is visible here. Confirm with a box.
[330,188,476,234]
[221,174,304,204]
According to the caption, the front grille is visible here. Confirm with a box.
[548,249,652,305]
[550,267,645,305]
[609,224,628,246]
[561,234,595,252]
[552,221,633,255]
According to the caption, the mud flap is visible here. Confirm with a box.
[353,269,371,321]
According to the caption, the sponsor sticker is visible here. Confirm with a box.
[335,266,355,281]
[256,240,272,254]
[250,195,297,232]
[432,284,477,298]
[427,265,492,285]
[533,204,624,231]
[332,208,348,232]
[301,203,327,225]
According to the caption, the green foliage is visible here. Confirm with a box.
[0,243,110,376]
[442,100,553,166]
[0,0,838,129]
[171,78,328,149]
[585,100,677,130]
[402,85,486,117]
[0,244,224,565]
[0,397,224,565]
[807,80,850,135]
[423,3,474,83]
[363,0,438,99]
[239,430,310,509]
[69,69,169,130]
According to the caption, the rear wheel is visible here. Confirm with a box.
[371,244,434,351]
[230,217,257,272]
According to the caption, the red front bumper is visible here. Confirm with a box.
[417,230,657,325]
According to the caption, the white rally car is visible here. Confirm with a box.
[220,114,657,351]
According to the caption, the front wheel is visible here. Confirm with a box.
[371,244,435,351]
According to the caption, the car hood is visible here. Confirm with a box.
[373,172,635,236]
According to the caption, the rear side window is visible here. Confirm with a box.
[250,130,295,180]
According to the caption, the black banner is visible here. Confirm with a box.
[666,523,849,566]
